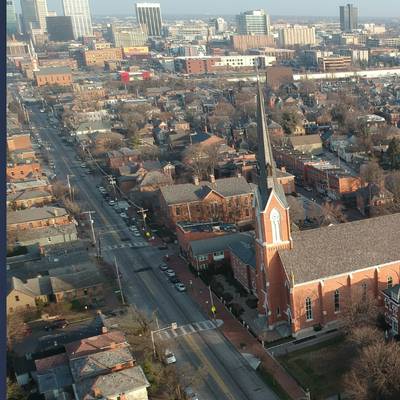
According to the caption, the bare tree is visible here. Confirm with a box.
[385,171,400,201]
[360,160,384,187]
[321,202,347,225]
[344,341,400,400]
[93,132,124,155]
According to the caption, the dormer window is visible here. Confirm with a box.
[270,208,281,243]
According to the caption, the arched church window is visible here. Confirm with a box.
[270,208,281,243]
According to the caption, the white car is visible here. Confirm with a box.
[175,283,187,292]
[165,269,176,278]
[129,226,138,232]
[164,350,176,365]
[108,200,116,206]
[133,232,141,237]
[120,212,128,219]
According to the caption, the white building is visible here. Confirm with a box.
[62,0,93,39]
[215,55,276,68]
[135,2,162,37]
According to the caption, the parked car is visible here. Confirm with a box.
[158,243,168,250]
[170,276,180,284]
[165,269,176,278]
[129,226,138,232]
[304,186,313,192]
[164,350,176,365]
[120,212,128,219]
[132,231,141,237]
[44,319,68,331]
[108,200,116,206]
[159,263,168,271]
[184,387,199,400]
[175,283,187,292]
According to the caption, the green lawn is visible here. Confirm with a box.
[279,336,355,399]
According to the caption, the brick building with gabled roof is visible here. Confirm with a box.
[251,77,400,338]
[159,176,255,228]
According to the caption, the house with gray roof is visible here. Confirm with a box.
[159,176,255,228]
[188,232,254,269]
[74,365,150,400]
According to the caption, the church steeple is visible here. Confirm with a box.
[256,75,287,210]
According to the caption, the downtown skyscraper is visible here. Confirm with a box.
[6,0,18,36]
[236,9,271,36]
[340,3,358,32]
[20,0,48,33]
[62,0,93,39]
[135,3,162,37]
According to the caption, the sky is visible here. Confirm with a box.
[27,0,400,17]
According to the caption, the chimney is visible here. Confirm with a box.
[210,174,215,183]
[102,326,108,334]
[237,171,242,178]
[193,176,199,185]
[281,166,286,173]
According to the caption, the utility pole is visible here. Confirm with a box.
[67,174,74,200]
[114,256,125,305]
[137,207,148,232]
[82,211,96,246]
[109,176,117,200]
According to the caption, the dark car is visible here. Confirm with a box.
[158,243,168,250]
[121,236,130,242]
[169,276,180,284]
[44,319,68,331]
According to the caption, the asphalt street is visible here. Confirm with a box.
[28,104,279,400]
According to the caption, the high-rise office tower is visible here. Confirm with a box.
[62,0,93,39]
[236,9,270,35]
[21,0,48,33]
[111,25,148,47]
[214,17,227,33]
[6,1,18,36]
[135,3,162,37]
[340,3,358,32]
[46,16,74,41]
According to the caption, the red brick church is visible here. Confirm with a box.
[253,80,400,337]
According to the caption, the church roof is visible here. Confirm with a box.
[279,213,400,284]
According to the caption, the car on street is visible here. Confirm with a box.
[132,231,141,237]
[158,243,168,250]
[159,263,168,271]
[108,200,116,206]
[98,186,105,192]
[165,269,176,278]
[169,276,180,284]
[164,350,176,365]
[120,212,128,219]
[129,226,138,232]
[304,186,313,192]
[44,319,68,331]
[184,387,199,400]
[120,236,130,242]
[80,163,87,168]
[175,283,187,292]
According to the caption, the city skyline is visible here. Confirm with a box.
[15,0,399,17]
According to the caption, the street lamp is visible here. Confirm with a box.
[151,322,178,357]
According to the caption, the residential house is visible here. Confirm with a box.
[188,232,253,270]
[159,176,255,229]
[7,276,51,314]
[106,148,140,171]
[356,183,394,216]
[74,366,150,400]
[7,160,41,181]
[7,190,54,209]
[287,134,323,155]
[176,221,238,257]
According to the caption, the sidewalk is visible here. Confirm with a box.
[166,254,306,400]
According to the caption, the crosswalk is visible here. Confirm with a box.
[155,319,223,341]
[101,242,148,252]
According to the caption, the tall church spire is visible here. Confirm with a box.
[256,74,287,209]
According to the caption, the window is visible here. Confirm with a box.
[198,255,208,261]
[270,208,282,243]
[334,289,340,312]
[393,319,398,335]
[15,295,20,302]
[84,289,88,296]
[387,276,393,289]
[277,307,281,317]
[245,209,250,217]
[305,297,313,321]
[175,206,181,216]
[362,282,367,300]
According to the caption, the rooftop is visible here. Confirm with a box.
[280,213,400,284]
[35,66,72,76]
[7,206,68,225]
[160,176,254,205]
[70,347,134,381]
[189,232,253,257]
[177,221,238,234]
[65,331,128,360]
[74,366,149,400]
